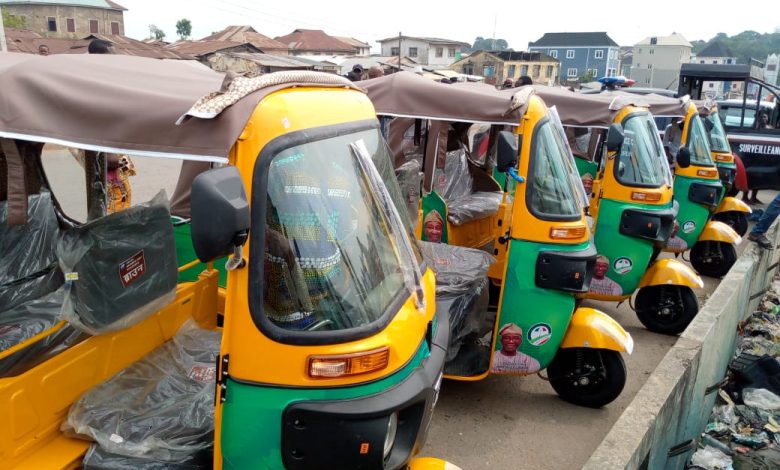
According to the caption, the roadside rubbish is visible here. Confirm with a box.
[689,276,780,469]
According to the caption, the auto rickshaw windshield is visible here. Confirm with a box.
[254,127,422,333]
[617,112,672,188]
[528,117,583,219]
[687,114,715,166]
[549,106,590,209]
[707,111,731,153]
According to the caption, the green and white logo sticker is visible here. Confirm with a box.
[528,323,552,346]
[613,257,633,275]
[682,221,696,234]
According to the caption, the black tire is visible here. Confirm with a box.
[635,285,699,335]
[547,348,626,408]
[712,210,748,237]
[690,240,738,278]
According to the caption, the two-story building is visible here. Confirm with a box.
[0,0,125,39]
[377,35,469,68]
[450,50,559,86]
[528,32,619,83]
[693,41,738,99]
[631,33,691,90]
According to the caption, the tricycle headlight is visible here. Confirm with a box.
[383,412,398,459]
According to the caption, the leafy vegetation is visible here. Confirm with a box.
[468,37,511,52]
[692,30,780,64]
[2,10,26,28]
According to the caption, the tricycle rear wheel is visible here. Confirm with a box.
[547,348,626,408]
[690,240,737,278]
[712,210,748,237]
[635,285,698,335]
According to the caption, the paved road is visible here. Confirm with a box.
[41,147,766,469]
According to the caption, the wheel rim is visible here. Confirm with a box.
[555,349,607,393]
[651,287,685,325]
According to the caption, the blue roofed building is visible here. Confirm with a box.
[528,32,620,83]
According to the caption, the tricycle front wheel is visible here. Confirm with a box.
[547,348,626,408]
[635,285,699,335]
[712,210,748,237]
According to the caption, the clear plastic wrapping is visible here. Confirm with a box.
[82,444,213,469]
[418,241,494,361]
[64,320,221,462]
[394,158,423,229]
[446,191,504,226]
[0,191,63,311]
[433,148,473,202]
[0,287,66,352]
[56,191,178,334]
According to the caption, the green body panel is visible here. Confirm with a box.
[574,157,598,179]
[173,220,228,287]
[672,175,712,249]
[592,199,671,295]
[494,240,588,370]
[421,191,448,243]
[220,340,430,469]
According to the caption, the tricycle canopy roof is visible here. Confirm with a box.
[522,86,692,127]
[0,53,359,162]
[361,71,525,126]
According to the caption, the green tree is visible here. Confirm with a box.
[175,18,192,40]
[471,36,510,52]
[2,9,27,28]
[148,24,166,41]
[579,70,597,83]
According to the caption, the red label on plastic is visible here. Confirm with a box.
[119,250,146,288]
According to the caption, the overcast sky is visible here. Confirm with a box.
[122,0,779,52]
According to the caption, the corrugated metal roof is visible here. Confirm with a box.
[376,35,470,48]
[200,26,289,52]
[334,36,370,48]
[0,0,125,10]
[79,34,192,59]
[529,32,618,47]
[167,40,262,57]
[274,29,355,53]
[221,51,316,68]
[4,29,189,59]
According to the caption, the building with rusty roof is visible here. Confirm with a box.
[166,40,263,63]
[199,26,289,55]
[334,36,370,56]
[207,51,339,75]
[275,29,359,56]
[0,0,126,39]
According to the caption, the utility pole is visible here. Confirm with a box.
[491,16,496,50]
[397,32,402,72]
[0,6,7,53]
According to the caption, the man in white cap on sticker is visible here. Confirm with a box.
[491,323,541,374]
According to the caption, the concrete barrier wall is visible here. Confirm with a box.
[584,227,780,470]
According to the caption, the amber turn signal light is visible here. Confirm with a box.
[714,154,734,163]
[308,347,390,378]
[697,169,719,178]
[549,226,587,239]
[630,191,662,202]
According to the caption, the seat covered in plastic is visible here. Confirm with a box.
[433,149,502,226]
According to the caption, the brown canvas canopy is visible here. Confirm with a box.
[510,86,691,128]
[0,53,355,162]
[361,71,524,126]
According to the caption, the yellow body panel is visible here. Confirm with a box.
[222,87,433,388]
[716,196,752,214]
[408,457,463,470]
[638,258,704,289]
[509,95,589,245]
[698,220,742,244]
[0,272,219,469]
[559,307,633,354]
[676,163,720,180]
[597,106,674,206]
[446,213,499,249]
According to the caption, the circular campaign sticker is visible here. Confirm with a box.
[682,221,696,234]
[613,257,633,275]
[528,323,552,347]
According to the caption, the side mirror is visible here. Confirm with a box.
[677,147,691,169]
[606,123,625,152]
[191,166,250,263]
[496,130,519,173]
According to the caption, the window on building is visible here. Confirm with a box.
[47,17,57,32]
[436,47,443,58]
[483,65,495,77]
[700,60,705,64]
[66,18,75,33]
[650,49,654,55]
[727,59,734,65]
[508,64,516,77]
[713,60,718,64]
[463,63,474,75]
[531,65,540,77]
[111,21,120,35]
[550,50,558,59]
[594,49,604,59]
[391,47,399,56]
[650,37,658,45]
[647,64,653,69]
[448,48,455,58]
[566,50,574,59]
[408,47,417,57]
[521,65,528,76]
[89,19,99,34]
[709,83,714,88]
[567,68,577,77]
[589,68,598,77]
[546,65,553,78]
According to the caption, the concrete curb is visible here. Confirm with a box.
[584,227,780,470]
